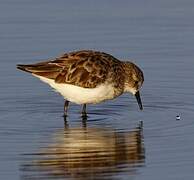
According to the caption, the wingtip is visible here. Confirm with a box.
[17,64,25,70]
[17,64,31,73]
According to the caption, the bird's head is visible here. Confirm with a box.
[123,62,144,110]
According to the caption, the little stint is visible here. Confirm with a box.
[17,50,144,116]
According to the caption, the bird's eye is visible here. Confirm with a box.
[134,80,138,85]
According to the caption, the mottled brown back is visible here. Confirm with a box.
[17,50,121,88]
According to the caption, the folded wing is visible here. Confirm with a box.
[17,50,118,88]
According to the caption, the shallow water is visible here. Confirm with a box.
[21,122,144,180]
[1,0,194,179]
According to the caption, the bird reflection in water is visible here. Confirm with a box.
[21,118,145,180]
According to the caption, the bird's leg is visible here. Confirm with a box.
[64,100,69,117]
[81,104,87,117]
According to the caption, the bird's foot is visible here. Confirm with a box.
[81,112,88,119]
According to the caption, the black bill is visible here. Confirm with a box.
[135,91,143,110]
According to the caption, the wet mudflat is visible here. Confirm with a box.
[0,0,194,179]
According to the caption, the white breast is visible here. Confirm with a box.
[33,75,115,104]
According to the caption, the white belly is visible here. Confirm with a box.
[34,75,115,104]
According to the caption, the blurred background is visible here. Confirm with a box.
[0,0,194,179]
